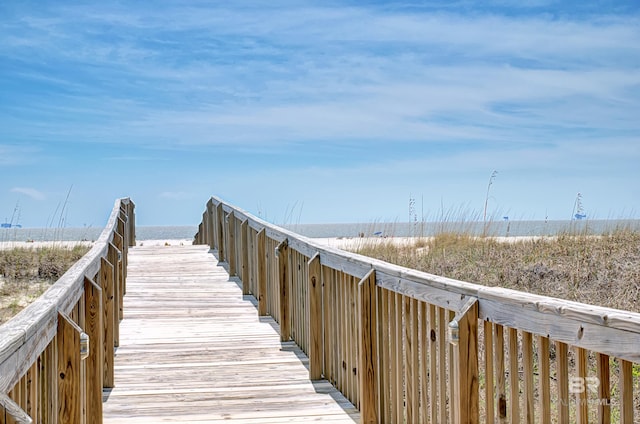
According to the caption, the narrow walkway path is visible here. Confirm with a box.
[102,244,359,423]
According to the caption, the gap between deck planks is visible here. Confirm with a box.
[102,244,360,423]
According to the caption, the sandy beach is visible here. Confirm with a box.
[0,240,95,250]
[0,235,552,252]
[135,239,194,246]
[0,239,197,250]
[311,235,549,250]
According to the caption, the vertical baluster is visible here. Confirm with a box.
[509,328,520,424]
[438,307,447,423]
[575,347,588,423]
[596,353,610,424]
[620,359,634,423]
[485,320,495,424]
[523,331,535,423]
[495,324,507,423]
[557,342,570,423]
[419,301,429,423]
[538,336,552,424]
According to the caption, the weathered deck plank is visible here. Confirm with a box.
[103,244,359,423]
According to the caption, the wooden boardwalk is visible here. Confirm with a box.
[102,244,359,423]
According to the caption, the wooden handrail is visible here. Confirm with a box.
[196,195,640,423]
[0,198,135,423]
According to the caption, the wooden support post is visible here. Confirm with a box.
[83,277,103,424]
[227,211,236,276]
[210,200,218,250]
[494,324,507,423]
[201,212,207,245]
[538,336,552,424]
[113,231,124,323]
[127,201,136,247]
[108,242,121,348]
[308,253,323,380]
[484,321,495,424]
[257,229,267,316]
[241,220,250,295]
[100,257,115,388]
[596,353,610,424]
[508,328,519,424]
[556,342,569,423]
[216,204,225,262]
[620,359,634,424]
[449,297,479,424]
[45,340,58,423]
[57,312,82,424]
[575,347,588,424]
[276,239,290,342]
[405,296,419,423]
[204,212,209,245]
[358,270,378,424]
[523,332,535,424]
[117,214,127,294]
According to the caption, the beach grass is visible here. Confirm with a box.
[351,229,640,313]
[0,245,90,324]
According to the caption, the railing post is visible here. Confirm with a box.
[257,229,267,316]
[100,257,115,388]
[117,213,127,294]
[201,212,207,245]
[211,200,218,250]
[276,239,290,342]
[358,270,378,424]
[83,277,103,424]
[127,200,136,247]
[45,338,58,422]
[109,239,122,347]
[308,253,323,380]
[206,199,214,249]
[241,220,250,295]
[216,204,225,262]
[449,297,479,424]
[227,211,237,276]
[620,359,634,423]
[57,312,82,424]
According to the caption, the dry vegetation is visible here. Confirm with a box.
[0,245,90,324]
[353,229,640,313]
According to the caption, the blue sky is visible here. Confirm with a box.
[1,1,639,227]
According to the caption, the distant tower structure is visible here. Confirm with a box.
[573,192,586,220]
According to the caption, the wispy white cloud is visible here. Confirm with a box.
[0,144,40,166]
[11,187,46,200]
[1,3,637,152]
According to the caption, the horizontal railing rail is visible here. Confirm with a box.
[195,196,640,423]
[0,198,135,424]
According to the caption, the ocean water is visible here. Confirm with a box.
[0,226,198,242]
[3,220,638,243]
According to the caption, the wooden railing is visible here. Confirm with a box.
[0,198,135,424]
[195,196,640,424]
